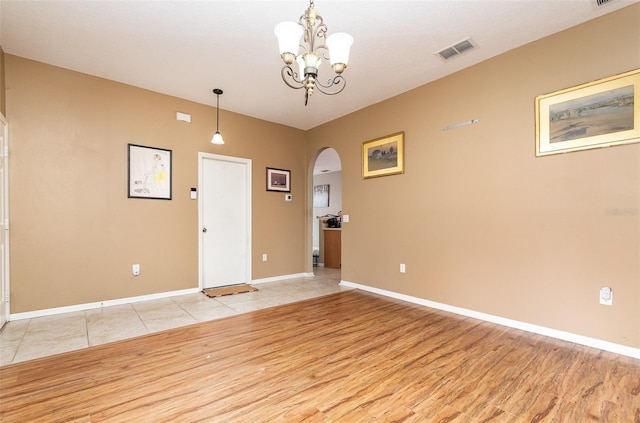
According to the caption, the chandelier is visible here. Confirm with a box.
[274,0,353,106]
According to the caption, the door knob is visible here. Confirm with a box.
[202,227,208,233]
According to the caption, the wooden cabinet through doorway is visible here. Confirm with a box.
[323,229,341,269]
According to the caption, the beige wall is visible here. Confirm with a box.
[6,56,307,313]
[307,5,640,348]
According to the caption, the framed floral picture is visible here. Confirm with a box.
[128,144,172,200]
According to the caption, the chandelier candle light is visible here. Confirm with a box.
[274,0,353,105]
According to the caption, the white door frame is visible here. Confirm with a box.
[0,114,9,327]
[198,152,252,289]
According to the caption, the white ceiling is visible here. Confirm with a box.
[1,0,637,131]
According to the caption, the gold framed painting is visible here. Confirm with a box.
[535,69,639,156]
[362,132,405,179]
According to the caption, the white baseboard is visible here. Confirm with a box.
[9,272,317,321]
[252,272,314,284]
[340,280,640,359]
[10,287,201,321]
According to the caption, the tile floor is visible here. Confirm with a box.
[0,267,346,366]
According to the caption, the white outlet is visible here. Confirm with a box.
[342,214,350,223]
[599,287,612,306]
[132,264,140,276]
[400,263,406,273]
[262,254,268,262]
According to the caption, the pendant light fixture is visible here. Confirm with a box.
[275,0,353,106]
[210,88,224,145]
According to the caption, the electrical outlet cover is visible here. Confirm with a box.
[599,287,612,305]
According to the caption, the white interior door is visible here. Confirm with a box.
[199,153,251,289]
[0,116,9,328]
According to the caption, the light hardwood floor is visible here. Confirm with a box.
[0,268,347,365]
[1,289,639,422]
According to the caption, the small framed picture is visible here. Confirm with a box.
[362,132,405,179]
[266,167,291,192]
[128,144,172,200]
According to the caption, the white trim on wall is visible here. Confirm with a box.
[0,114,9,328]
[10,287,201,321]
[252,272,314,284]
[9,272,317,321]
[340,280,640,359]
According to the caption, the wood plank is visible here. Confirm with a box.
[0,290,638,422]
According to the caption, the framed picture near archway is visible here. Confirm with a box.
[535,69,639,156]
[266,167,291,192]
[313,184,330,208]
[362,132,405,179]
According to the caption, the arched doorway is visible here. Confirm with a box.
[309,148,342,275]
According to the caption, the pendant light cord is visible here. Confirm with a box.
[216,92,220,132]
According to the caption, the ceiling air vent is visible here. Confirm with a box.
[435,38,478,62]
[593,0,618,7]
